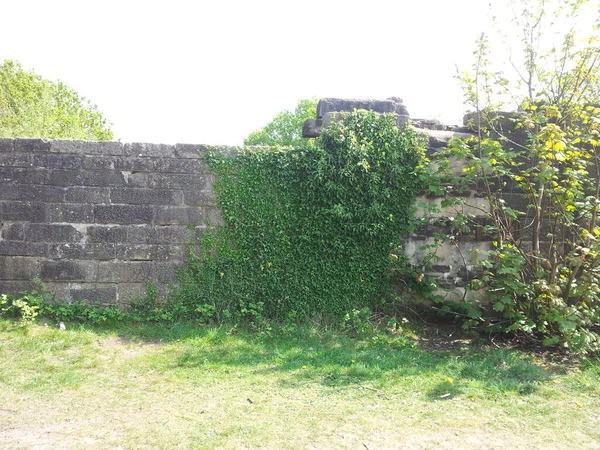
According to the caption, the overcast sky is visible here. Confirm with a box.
[3,0,495,145]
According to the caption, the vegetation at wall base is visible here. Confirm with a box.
[176,110,426,322]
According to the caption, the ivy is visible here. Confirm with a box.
[176,111,425,322]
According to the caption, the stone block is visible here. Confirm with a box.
[70,284,117,305]
[40,260,97,281]
[151,261,180,283]
[124,172,149,187]
[124,142,175,158]
[0,184,65,202]
[0,153,32,167]
[116,244,186,261]
[49,140,124,156]
[0,280,36,295]
[47,169,127,187]
[64,187,110,204]
[117,283,152,304]
[94,204,154,224]
[33,154,83,169]
[302,119,323,138]
[110,188,182,205]
[0,201,46,222]
[87,226,129,243]
[26,223,83,243]
[0,138,14,152]
[0,256,40,280]
[46,203,94,223]
[155,158,209,174]
[317,97,409,118]
[415,128,474,148]
[154,206,203,225]
[204,207,224,226]
[0,240,48,256]
[127,225,192,244]
[14,138,50,153]
[2,223,24,240]
[82,155,157,172]
[97,261,153,282]
[174,143,208,159]
[148,173,207,190]
[0,167,50,184]
[183,190,217,207]
[48,243,116,260]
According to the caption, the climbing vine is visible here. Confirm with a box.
[176,111,426,322]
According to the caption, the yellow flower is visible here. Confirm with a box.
[301,365,307,369]
[220,272,224,277]
[260,265,264,271]
[446,377,454,384]
[267,262,273,268]
[351,359,355,364]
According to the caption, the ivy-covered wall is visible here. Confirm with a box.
[0,118,488,308]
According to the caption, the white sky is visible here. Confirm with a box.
[3,0,495,145]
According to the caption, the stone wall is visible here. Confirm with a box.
[0,138,220,305]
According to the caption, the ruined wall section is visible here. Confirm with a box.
[0,138,219,305]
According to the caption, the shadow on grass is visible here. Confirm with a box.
[2,319,567,399]
[88,320,557,398]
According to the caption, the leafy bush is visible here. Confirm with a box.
[416,0,600,352]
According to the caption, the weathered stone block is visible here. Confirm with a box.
[82,155,157,172]
[127,225,192,244]
[0,167,50,184]
[49,140,124,156]
[124,142,175,158]
[46,203,94,223]
[1,201,46,222]
[155,158,209,174]
[87,225,129,243]
[0,138,14,152]
[33,154,83,169]
[48,169,127,187]
[0,256,40,280]
[148,173,207,190]
[154,206,203,225]
[97,261,153,282]
[64,187,110,204]
[26,223,83,243]
[2,223,24,240]
[117,283,153,303]
[151,261,180,283]
[110,188,182,205]
[124,172,148,188]
[0,280,35,295]
[94,205,154,224]
[174,143,208,159]
[116,244,185,261]
[48,243,116,260]
[415,128,474,148]
[0,153,32,167]
[14,138,50,153]
[40,260,97,281]
[0,184,65,202]
[323,97,408,118]
[183,190,217,206]
[0,240,48,256]
[205,207,224,226]
[70,284,117,304]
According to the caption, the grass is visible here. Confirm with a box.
[0,319,599,449]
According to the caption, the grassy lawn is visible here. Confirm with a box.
[0,319,598,449]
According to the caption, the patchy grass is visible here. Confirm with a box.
[0,319,598,449]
